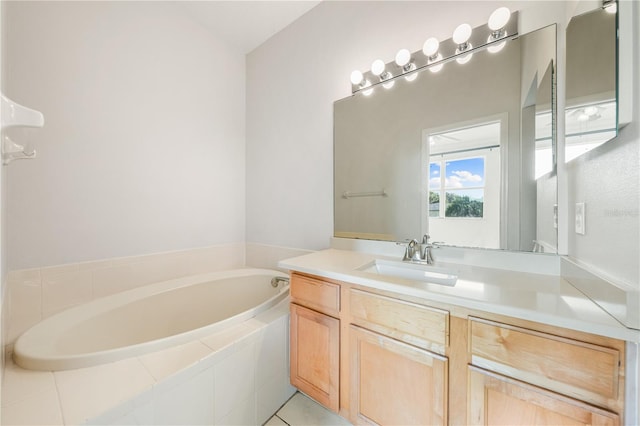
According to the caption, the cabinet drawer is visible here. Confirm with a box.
[291,274,340,317]
[350,289,449,355]
[469,317,620,404]
[468,366,620,426]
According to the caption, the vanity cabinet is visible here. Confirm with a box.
[289,274,340,411]
[288,272,626,425]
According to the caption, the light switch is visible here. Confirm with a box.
[575,202,585,235]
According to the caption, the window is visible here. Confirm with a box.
[429,156,485,218]
[423,119,502,249]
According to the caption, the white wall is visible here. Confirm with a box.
[246,1,569,252]
[4,1,246,270]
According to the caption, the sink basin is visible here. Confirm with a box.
[359,259,458,286]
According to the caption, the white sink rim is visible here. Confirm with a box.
[358,259,458,287]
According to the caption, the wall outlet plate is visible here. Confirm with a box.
[575,202,586,235]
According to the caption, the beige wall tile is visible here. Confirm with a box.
[7,312,42,345]
[8,279,41,319]
[91,264,135,299]
[42,270,93,317]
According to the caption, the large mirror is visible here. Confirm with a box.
[334,24,558,252]
[565,5,618,162]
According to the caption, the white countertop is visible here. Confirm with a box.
[279,249,640,342]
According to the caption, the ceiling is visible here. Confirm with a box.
[179,1,322,54]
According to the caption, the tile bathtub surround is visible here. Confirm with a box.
[1,299,295,425]
[245,242,314,272]
[3,243,245,348]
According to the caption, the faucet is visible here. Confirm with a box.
[400,235,438,264]
[421,234,435,265]
[401,239,420,261]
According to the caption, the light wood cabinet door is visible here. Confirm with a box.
[290,303,340,412]
[349,325,448,426]
[468,366,620,426]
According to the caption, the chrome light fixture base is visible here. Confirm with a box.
[350,10,518,94]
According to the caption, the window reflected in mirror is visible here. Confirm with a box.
[425,121,501,249]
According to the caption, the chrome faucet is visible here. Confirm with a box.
[421,234,435,265]
[400,234,438,264]
[401,239,420,261]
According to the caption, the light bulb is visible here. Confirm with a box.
[584,106,598,116]
[453,23,472,45]
[429,62,444,73]
[487,40,506,53]
[383,79,395,89]
[488,7,511,31]
[604,2,617,14]
[350,70,363,86]
[363,82,374,96]
[405,72,418,82]
[395,49,411,67]
[371,59,385,76]
[422,37,440,58]
[456,52,473,65]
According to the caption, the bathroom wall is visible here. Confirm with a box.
[246,1,639,289]
[4,1,246,270]
[566,84,640,287]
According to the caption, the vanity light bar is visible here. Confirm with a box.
[350,9,519,94]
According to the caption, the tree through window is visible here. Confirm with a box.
[429,156,485,218]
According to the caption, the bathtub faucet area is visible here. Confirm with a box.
[271,276,290,287]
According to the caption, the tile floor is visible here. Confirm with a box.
[264,392,352,426]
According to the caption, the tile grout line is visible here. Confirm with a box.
[51,370,67,425]
[276,414,292,425]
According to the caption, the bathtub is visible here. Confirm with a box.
[13,268,289,371]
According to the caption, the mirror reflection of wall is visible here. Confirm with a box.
[334,24,558,253]
[565,6,617,161]
[533,63,558,253]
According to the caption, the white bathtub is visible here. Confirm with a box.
[13,268,289,371]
